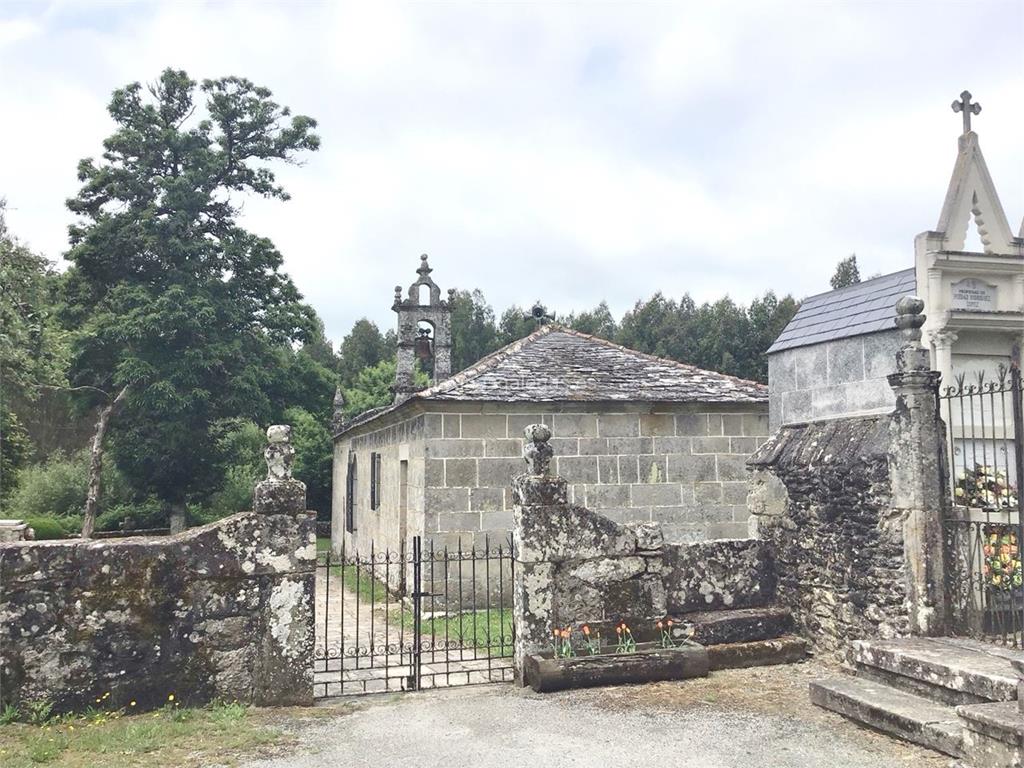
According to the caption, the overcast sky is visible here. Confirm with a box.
[2,1,1022,345]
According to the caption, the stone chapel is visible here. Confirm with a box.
[331,255,770,561]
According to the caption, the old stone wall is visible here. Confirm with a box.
[751,297,951,653]
[768,330,900,429]
[511,462,775,672]
[0,427,316,713]
[747,417,909,655]
[334,401,770,559]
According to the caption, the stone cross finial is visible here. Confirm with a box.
[522,424,553,475]
[893,295,930,373]
[265,424,295,481]
[331,387,346,432]
[951,90,981,134]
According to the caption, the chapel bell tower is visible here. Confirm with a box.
[393,254,453,403]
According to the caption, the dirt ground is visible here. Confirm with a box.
[235,661,953,768]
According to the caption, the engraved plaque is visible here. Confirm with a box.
[951,278,996,311]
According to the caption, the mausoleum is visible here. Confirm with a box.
[767,91,1023,430]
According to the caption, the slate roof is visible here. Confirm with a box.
[338,325,767,435]
[767,268,916,354]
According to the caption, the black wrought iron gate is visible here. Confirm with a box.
[314,535,515,697]
[941,364,1024,648]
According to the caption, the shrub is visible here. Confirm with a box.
[24,516,71,540]
[7,451,88,519]
[6,450,136,531]
[94,496,168,532]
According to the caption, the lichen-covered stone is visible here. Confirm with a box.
[512,470,775,674]
[665,538,775,613]
[748,415,910,655]
[0,510,315,713]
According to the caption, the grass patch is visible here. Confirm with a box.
[317,537,394,605]
[0,701,298,768]
[419,608,513,652]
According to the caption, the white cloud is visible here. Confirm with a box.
[1,0,1021,344]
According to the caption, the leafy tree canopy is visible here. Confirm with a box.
[450,289,501,372]
[0,201,70,498]
[337,318,394,388]
[61,68,320,509]
[830,254,861,290]
[563,300,618,339]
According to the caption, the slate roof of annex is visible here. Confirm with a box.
[337,325,767,436]
[767,268,916,354]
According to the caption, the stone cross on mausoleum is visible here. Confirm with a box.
[951,90,981,135]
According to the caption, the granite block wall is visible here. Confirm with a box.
[430,405,769,544]
[768,330,900,429]
[335,402,770,556]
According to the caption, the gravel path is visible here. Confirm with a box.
[240,663,950,768]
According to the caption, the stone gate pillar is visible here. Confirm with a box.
[251,425,317,706]
[887,297,949,636]
[511,424,565,681]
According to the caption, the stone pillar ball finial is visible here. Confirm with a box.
[892,295,931,374]
[265,424,295,481]
[894,295,926,342]
[523,423,553,476]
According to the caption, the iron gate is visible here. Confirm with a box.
[314,535,515,697]
[941,364,1023,648]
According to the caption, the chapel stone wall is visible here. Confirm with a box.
[420,402,770,547]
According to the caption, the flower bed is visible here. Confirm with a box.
[524,641,709,693]
[981,526,1022,592]
[524,621,709,693]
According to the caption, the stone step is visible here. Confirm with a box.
[852,637,1020,704]
[706,635,807,671]
[956,701,1024,768]
[810,676,964,758]
[674,606,793,645]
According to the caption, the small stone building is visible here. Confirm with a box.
[331,260,770,559]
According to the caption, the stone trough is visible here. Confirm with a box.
[524,641,710,693]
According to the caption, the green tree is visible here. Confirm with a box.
[615,293,682,358]
[0,200,70,499]
[496,305,543,346]
[830,254,861,290]
[746,291,800,382]
[61,68,319,536]
[337,319,393,388]
[284,405,332,518]
[341,359,428,420]
[563,301,617,339]
[449,289,500,372]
